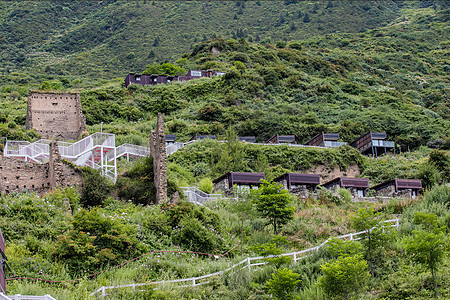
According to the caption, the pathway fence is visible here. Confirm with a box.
[90,218,400,297]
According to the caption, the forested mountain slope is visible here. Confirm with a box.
[0,1,448,151]
[0,0,425,78]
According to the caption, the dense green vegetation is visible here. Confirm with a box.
[1,184,449,299]
[0,2,448,152]
[0,1,449,299]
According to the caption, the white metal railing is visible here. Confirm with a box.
[180,187,226,205]
[114,144,150,161]
[166,142,191,156]
[372,140,395,147]
[4,295,56,300]
[323,141,347,148]
[90,218,399,297]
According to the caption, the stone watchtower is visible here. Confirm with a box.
[149,113,167,204]
[26,90,86,140]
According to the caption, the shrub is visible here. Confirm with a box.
[318,254,370,300]
[172,217,223,253]
[266,268,301,300]
[337,188,352,203]
[198,178,214,194]
[80,168,112,208]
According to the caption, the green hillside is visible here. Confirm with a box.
[0,1,450,299]
[0,2,448,151]
[0,0,409,78]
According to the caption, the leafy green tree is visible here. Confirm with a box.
[249,235,292,268]
[318,254,370,300]
[403,212,448,299]
[266,268,301,300]
[213,126,248,176]
[251,180,295,234]
[352,208,395,276]
[327,237,363,258]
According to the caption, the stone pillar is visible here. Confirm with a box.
[48,141,62,189]
[149,113,167,204]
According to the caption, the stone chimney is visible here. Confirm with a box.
[149,113,167,204]
[48,141,61,188]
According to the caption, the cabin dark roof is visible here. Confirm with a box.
[274,173,320,185]
[238,136,256,143]
[213,172,265,185]
[165,134,176,142]
[323,177,369,188]
[371,179,422,191]
[323,133,340,141]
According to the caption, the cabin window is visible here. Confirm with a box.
[153,78,157,82]
[135,76,141,81]
[167,79,171,82]
[412,190,417,198]
[191,71,202,77]
[357,189,364,197]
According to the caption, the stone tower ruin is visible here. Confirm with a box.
[26,90,86,140]
[149,113,167,204]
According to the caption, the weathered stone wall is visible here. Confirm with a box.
[213,178,229,193]
[26,90,86,140]
[149,113,167,204]
[291,184,315,198]
[374,184,396,197]
[0,142,82,194]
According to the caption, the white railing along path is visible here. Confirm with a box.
[90,218,400,297]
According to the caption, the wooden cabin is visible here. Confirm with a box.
[350,132,395,157]
[213,172,265,194]
[274,173,320,197]
[265,134,296,144]
[165,134,176,146]
[322,177,369,198]
[125,70,225,87]
[370,179,422,198]
[305,132,347,148]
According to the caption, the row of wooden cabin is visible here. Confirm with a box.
[125,70,225,87]
[166,132,395,157]
[212,172,422,199]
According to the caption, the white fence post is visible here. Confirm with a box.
[293,253,297,263]
[101,286,106,297]
[247,257,251,272]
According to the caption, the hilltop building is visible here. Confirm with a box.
[370,179,422,198]
[125,70,225,87]
[26,90,86,141]
[322,177,369,198]
[305,132,347,148]
[265,134,296,144]
[274,173,320,197]
[213,172,265,194]
[350,132,395,157]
